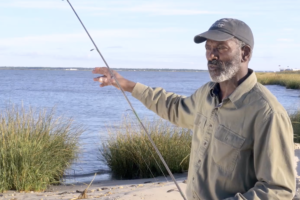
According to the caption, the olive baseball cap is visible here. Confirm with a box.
[194,18,254,48]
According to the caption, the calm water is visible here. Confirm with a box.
[0,69,299,184]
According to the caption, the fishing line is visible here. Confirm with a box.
[64,1,187,199]
[101,78,164,182]
[121,114,161,181]
[104,79,165,182]
[128,114,169,182]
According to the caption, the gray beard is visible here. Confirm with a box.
[208,51,241,83]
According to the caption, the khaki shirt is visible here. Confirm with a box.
[132,70,295,200]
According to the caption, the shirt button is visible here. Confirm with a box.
[204,141,207,146]
[198,159,201,163]
[193,177,195,181]
[209,124,212,128]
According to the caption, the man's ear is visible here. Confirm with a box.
[241,45,251,62]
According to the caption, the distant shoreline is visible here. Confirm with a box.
[0,66,207,72]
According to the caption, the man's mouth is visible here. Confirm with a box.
[208,60,219,65]
[208,60,220,70]
[208,65,219,72]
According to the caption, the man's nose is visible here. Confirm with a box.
[208,49,219,61]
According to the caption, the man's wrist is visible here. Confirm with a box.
[124,80,136,93]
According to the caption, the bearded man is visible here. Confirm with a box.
[93,18,296,200]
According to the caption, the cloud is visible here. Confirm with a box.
[0,46,9,51]
[0,0,226,16]
[14,51,42,57]
[116,4,226,15]
[277,38,293,42]
[106,46,123,49]
[0,1,67,9]
[0,28,187,47]
[0,32,84,46]
[4,50,96,62]
[282,28,294,32]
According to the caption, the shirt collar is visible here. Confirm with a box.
[210,82,220,97]
[209,69,257,108]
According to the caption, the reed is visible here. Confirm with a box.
[0,106,83,192]
[100,117,192,179]
[291,110,300,143]
[256,72,300,89]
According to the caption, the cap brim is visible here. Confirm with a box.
[194,29,234,44]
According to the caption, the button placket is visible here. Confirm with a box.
[198,124,212,167]
[199,109,215,161]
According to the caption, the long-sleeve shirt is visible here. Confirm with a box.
[131,70,295,200]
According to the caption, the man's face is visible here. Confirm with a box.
[205,39,242,82]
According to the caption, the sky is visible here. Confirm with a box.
[0,0,299,71]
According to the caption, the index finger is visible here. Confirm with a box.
[92,67,110,75]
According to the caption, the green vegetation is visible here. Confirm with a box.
[0,106,83,192]
[256,72,300,89]
[100,117,191,179]
[102,111,300,179]
[291,110,300,143]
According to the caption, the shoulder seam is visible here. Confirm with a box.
[253,83,289,122]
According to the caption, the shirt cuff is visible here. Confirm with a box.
[131,82,148,99]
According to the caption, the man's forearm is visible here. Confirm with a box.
[131,83,197,129]
[123,80,136,93]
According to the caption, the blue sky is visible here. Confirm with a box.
[0,0,299,71]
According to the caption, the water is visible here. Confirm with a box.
[0,69,299,184]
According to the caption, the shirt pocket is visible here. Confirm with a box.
[212,125,245,175]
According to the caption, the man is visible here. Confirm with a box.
[93,18,296,200]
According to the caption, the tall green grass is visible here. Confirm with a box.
[0,106,83,192]
[100,117,191,179]
[291,110,300,143]
[256,72,300,89]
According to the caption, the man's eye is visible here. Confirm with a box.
[217,46,227,50]
[205,46,211,50]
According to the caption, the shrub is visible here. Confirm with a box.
[291,110,300,143]
[100,117,192,179]
[0,106,83,192]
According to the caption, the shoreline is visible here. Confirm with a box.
[2,147,300,200]
[2,145,300,199]
[0,66,207,72]
[1,173,188,200]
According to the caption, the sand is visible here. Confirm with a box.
[2,145,300,200]
[0,174,187,200]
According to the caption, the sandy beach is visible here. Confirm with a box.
[2,145,300,200]
[0,173,187,200]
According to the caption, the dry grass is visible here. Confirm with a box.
[256,72,300,89]
[0,105,83,192]
[100,117,192,179]
[291,110,300,143]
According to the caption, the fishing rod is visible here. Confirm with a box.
[64,1,187,199]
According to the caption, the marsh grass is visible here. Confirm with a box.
[256,72,300,89]
[0,106,83,192]
[100,117,192,179]
[291,110,300,143]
